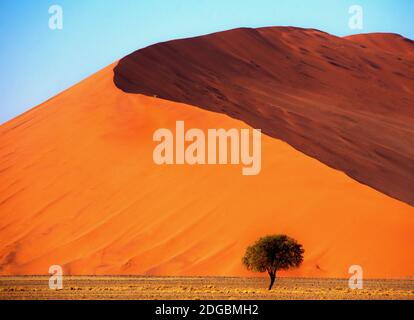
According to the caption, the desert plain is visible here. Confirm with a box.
[1,276,413,300]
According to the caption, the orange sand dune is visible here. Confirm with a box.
[0,64,413,278]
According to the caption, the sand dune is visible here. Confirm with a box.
[115,27,414,205]
[346,33,414,58]
[0,60,413,278]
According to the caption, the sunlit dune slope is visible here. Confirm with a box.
[115,27,414,205]
[0,64,413,278]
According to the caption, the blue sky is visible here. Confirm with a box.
[0,0,413,124]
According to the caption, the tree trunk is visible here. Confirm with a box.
[268,271,276,290]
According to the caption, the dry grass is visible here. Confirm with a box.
[0,276,413,300]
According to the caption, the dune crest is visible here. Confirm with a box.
[345,32,414,58]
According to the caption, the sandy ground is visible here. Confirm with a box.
[1,276,413,300]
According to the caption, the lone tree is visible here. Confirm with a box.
[242,235,304,290]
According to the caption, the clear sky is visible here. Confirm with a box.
[0,0,413,124]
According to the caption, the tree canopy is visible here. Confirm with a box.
[242,235,304,290]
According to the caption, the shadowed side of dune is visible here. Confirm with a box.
[114,27,414,205]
